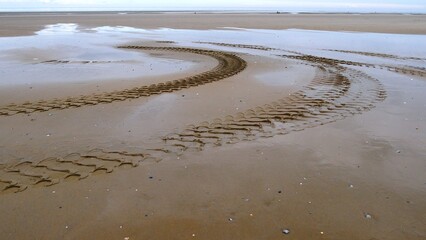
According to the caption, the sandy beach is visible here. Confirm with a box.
[1,12,426,36]
[0,13,425,240]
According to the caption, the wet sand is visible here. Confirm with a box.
[0,14,426,240]
[1,12,426,36]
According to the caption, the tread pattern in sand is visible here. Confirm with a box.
[163,68,386,151]
[0,55,386,193]
[0,46,247,116]
[0,148,168,192]
[38,60,123,64]
[199,41,426,78]
[196,42,280,51]
[281,54,426,77]
[326,49,426,61]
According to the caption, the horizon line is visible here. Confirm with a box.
[1,9,426,14]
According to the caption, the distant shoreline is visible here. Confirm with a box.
[1,12,426,36]
[0,11,425,15]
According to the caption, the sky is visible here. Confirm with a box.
[1,0,425,13]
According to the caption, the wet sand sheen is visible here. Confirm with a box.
[1,13,426,36]
[0,15,425,240]
[0,46,246,116]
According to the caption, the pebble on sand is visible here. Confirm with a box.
[282,229,290,234]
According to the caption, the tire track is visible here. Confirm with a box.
[37,60,126,64]
[0,46,247,117]
[326,49,426,61]
[280,54,426,78]
[163,67,386,151]
[196,42,280,51]
[0,54,386,193]
[199,42,426,78]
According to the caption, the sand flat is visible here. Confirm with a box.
[1,12,426,36]
[0,14,425,240]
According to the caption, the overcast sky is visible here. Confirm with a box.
[1,0,425,13]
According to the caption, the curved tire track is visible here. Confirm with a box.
[0,51,387,193]
[163,67,386,150]
[199,41,426,78]
[0,46,247,116]
[326,49,426,61]
[281,54,426,77]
